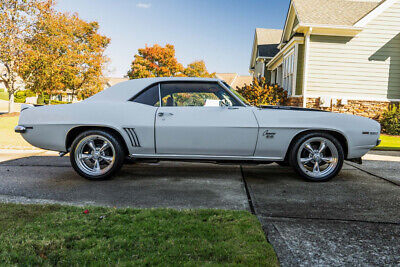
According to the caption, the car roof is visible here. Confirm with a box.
[84,77,222,102]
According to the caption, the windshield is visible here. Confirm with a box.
[221,81,251,106]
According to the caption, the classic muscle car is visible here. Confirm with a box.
[15,77,381,181]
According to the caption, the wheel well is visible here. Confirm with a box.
[284,130,349,161]
[65,126,129,155]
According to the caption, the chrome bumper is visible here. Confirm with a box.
[14,125,26,133]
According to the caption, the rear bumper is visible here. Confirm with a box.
[14,125,26,133]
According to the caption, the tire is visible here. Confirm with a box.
[289,132,344,182]
[70,130,125,180]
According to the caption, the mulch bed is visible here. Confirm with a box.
[0,112,20,117]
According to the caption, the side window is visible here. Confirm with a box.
[131,84,160,106]
[160,82,241,107]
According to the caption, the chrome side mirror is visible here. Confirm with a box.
[220,99,229,107]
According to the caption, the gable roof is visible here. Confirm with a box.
[215,73,253,89]
[293,0,382,26]
[255,28,283,57]
[105,77,129,88]
[250,29,283,70]
[255,28,283,45]
[215,73,237,85]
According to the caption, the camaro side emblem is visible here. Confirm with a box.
[263,130,276,139]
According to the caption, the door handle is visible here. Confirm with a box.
[158,112,173,117]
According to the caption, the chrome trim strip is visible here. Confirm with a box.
[131,153,282,161]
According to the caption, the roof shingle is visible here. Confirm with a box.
[293,0,382,26]
[255,28,283,45]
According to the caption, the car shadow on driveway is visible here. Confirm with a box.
[0,156,249,210]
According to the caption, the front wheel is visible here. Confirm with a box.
[70,130,125,180]
[289,133,344,182]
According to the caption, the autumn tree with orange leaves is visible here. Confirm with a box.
[0,0,42,112]
[183,60,215,78]
[127,44,214,79]
[20,0,110,101]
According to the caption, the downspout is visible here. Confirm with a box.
[302,27,312,108]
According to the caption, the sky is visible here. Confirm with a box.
[56,0,290,77]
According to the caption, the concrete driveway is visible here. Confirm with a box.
[0,150,399,266]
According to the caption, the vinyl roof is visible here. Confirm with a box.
[85,77,221,102]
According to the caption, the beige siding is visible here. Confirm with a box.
[296,44,305,95]
[254,61,265,77]
[307,1,400,100]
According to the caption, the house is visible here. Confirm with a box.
[249,28,283,80]
[215,73,253,89]
[250,0,400,118]
[104,77,129,89]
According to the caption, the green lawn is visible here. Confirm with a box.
[375,134,400,151]
[0,90,8,101]
[0,114,35,149]
[0,204,278,266]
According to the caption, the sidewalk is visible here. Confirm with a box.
[347,150,400,185]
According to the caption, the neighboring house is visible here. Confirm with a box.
[250,0,400,118]
[50,90,78,103]
[0,65,26,95]
[249,28,283,81]
[215,73,253,89]
[104,77,129,89]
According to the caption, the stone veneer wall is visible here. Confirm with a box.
[285,97,397,119]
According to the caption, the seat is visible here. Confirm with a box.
[166,96,174,106]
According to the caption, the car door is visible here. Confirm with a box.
[155,82,258,156]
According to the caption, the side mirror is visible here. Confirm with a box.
[219,99,229,107]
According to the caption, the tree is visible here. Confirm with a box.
[236,77,288,106]
[127,44,214,79]
[183,60,215,78]
[127,44,184,79]
[0,0,42,112]
[20,2,110,101]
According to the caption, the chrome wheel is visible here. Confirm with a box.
[75,135,116,177]
[296,137,339,179]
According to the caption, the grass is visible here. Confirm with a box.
[375,134,400,151]
[0,203,278,266]
[0,113,36,149]
[0,90,8,101]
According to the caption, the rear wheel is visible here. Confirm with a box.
[289,132,344,182]
[70,130,125,180]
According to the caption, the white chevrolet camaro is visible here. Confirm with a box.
[15,77,381,181]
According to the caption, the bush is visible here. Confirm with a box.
[236,77,288,106]
[12,90,36,103]
[49,100,69,105]
[380,105,400,135]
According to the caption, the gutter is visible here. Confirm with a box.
[266,36,304,70]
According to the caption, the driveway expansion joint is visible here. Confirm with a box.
[263,215,400,226]
[345,162,400,186]
[240,165,255,215]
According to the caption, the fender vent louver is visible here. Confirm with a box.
[123,128,141,147]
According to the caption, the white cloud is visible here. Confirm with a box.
[136,3,151,8]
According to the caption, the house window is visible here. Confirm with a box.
[282,50,295,96]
